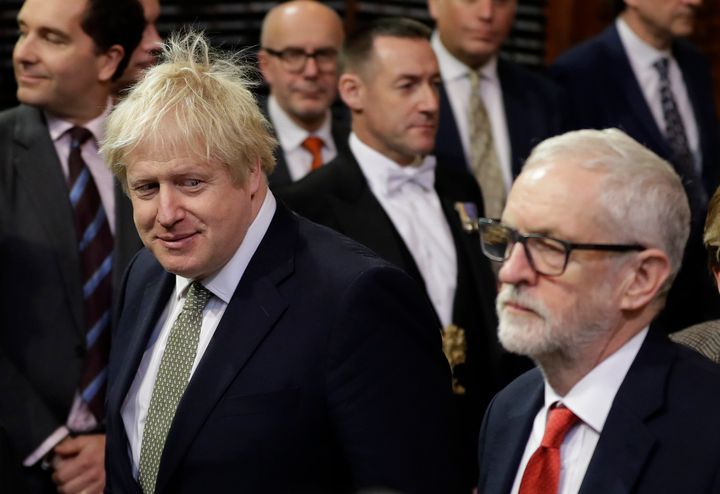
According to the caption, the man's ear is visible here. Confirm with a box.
[98,45,125,83]
[257,50,274,85]
[713,268,720,294]
[338,73,364,112]
[619,248,671,311]
[427,0,439,21]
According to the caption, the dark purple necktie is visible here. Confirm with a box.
[67,126,113,421]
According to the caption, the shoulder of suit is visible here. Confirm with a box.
[671,319,720,364]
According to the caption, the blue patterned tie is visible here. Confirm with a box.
[67,126,113,422]
[653,57,707,212]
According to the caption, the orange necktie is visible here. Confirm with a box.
[518,404,579,494]
[302,136,324,170]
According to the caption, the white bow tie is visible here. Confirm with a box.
[385,159,436,196]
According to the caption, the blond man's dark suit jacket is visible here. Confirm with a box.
[105,204,455,493]
[277,152,524,492]
[0,104,141,489]
[478,329,720,494]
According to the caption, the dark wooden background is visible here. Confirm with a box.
[0,0,717,112]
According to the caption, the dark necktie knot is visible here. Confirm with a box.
[70,126,93,150]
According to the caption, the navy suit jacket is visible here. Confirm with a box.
[277,152,531,491]
[260,96,351,189]
[0,104,141,490]
[551,24,720,197]
[478,329,720,494]
[435,58,562,178]
[551,24,720,333]
[105,203,455,494]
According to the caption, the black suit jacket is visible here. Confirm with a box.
[550,24,720,332]
[435,58,562,177]
[478,329,720,494]
[0,105,141,489]
[278,152,525,491]
[259,96,351,188]
[105,203,455,494]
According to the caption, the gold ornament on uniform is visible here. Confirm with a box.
[442,324,467,395]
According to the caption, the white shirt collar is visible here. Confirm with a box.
[616,17,672,71]
[349,132,436,197]
[543,326,649,433]
[267,95,335,153]
[46,98,112,143]
[173,190,277,304]
[431,31,499,84]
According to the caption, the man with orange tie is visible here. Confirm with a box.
[476,128,720,494]
[258,0,350,188]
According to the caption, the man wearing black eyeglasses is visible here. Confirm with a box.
[476,128,720,494]
[258,0,350,188]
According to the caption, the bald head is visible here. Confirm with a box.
[261,1,343,48]
[259,1,344,131]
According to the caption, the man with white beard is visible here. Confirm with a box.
[475,128,720,494]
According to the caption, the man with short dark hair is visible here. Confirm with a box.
[258,0,350,188]
[113,0,162,95]
[279,17,507,492]
[477,129,720,494]
[551,0,720,333]
[0,0,144,491]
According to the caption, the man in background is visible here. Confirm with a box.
[258,0,350,188]
[0,0,144,491]
[279,18,509,492]
[551,0,720,333]
[477,129,720,494]
[113,0,162,95]
[428,0,561,218]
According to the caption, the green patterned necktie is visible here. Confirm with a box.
[468,69,506,219]
[138,281,212,494]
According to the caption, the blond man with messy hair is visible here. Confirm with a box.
[102,31,455,494]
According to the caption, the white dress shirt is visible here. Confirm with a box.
[616,17,701,171]
[268,95,337,181]
[432,32,512,192]
[510,327,648,494]
[121,191,277,477]
[23,101,117,466]
[350,133,457,327]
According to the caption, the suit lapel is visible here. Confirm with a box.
[486,375,544,494]
[579,331,671,494]
[602,26,670,157]
[154,206,294,493]
[107,267,174,494]
[436,83,469,172]
[12,105,85,336]
[326,154,426,287]
[498,60,527,177]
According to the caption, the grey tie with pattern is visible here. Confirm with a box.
[468,70,506,218]
[138,281,212,494]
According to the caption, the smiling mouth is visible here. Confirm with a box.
[157,232,196,249]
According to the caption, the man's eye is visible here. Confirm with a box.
[183,179,201,187]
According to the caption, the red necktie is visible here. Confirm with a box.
[518,404,579,494]
[67,126,113,422]
[302,136,324,170]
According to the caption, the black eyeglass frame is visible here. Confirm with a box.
[262,47,338,73]
[478,218,646,276]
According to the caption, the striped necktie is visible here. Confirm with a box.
[67,126,114,422]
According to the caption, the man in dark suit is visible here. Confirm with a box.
[279,18,515,493]
[0,0,144,492]
[101,31,454,494]
[550,0,720,333]
[428,0,561,218]
[476,128,720,494]
[258,0,351,188]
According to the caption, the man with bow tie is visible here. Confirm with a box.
[278,17,519,493]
